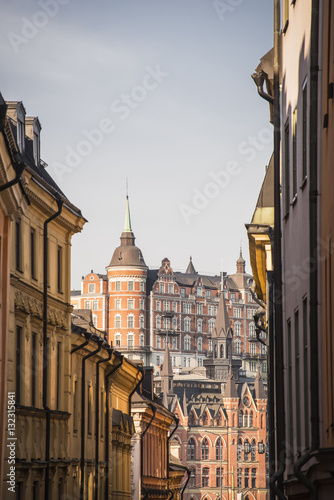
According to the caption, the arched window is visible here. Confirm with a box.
[220,344,224,358]
[202,467,209,487]
[234,321,241,336]
[127,315,134,328]
[201,438,209,460]
[235,339,241,354]
[198,337,203,351]
[189,467,196,487]
[244,410,248,428]
[216,467,223,487]
[251,468,257,488]
[239,410,243,428]
[244,440,250,461]
[249,322,256,337]
[249,411,253,427]
[197,319,203,333]
[244,468,250,488]
[216,437,222,460]
[232,413,236,427]
[251,439,256,461]
[184,317,191,332]
[184,336,191,350]
[156,315,161,329]
[237,439,242,461]
[188,438,196,460]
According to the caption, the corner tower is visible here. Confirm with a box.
[106,196,148,361]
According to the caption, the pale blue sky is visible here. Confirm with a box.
[1,0,274,287]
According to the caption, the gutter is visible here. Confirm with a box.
[79,337,103,500]
[141,404,157,500]
[95,346,112,500]
[294,1,320,497]
[105,356,124,500]
[43,195,63,500]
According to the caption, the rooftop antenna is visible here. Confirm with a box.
[126,177,129,199]
[220,258,224,291]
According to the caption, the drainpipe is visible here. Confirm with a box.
[0,155,25,193]
[95,346,112,500]
[141,404,156,500]
[80,337,103,500]
[293,1,320,498]
[128,367,144,413]
[251,69,274,105]
[42,195,63,500]
[167,415,179,500]
[180,467,191,500]
[105,356,124,500]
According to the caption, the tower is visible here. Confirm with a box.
[106,196,148,361]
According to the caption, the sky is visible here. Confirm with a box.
[1,0,274,289]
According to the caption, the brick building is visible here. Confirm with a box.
[71,197,267,379]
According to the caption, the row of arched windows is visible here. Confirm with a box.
[188,437,259,462]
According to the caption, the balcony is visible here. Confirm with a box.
[156,328,180,336]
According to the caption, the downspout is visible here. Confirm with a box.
[272,0,287,496]
[80,337,103,500]
[105,356,124,500]
[167,415,179,500]
[141,404,157,500]
[251,69,274,105]
[267,270,276,500]
[0,155,25,193]
[293,1,320,498]
[95,346,112,500]
[180,468,191,500]
[43,195,63,500]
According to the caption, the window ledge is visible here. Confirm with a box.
[291,195,298,207]
[300,176,307,190]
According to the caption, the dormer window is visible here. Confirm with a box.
[26,116,41,166]
[17,103,25,154]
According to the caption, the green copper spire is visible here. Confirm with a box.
[123,195,132,232]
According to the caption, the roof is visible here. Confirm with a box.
[185,256,197,274]
[212,292,231,338]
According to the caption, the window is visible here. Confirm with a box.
[57,246,63,293]
[140,281,144,292]
[235,339,241,354]
[172,316,177,330]
[172,302,177,312]
[216,437,222,460]
[251,439,256,461]
[115,281,121,291]
[115,315,121,328]
[238,411,243,428]
[88,283,95,293]
[127,315,134,328]
[115,334,121,347]
[189,467,196,487]
[285,120,290,214]
[184,336,191,350]
[139,299,144,310]
[172,337,177,349]
[206,290,211,298]
[198,337,203,351]
[234,308,241,318]
[247,308,253,319]
[249,411,253,428]
[201,468,209,487]
[183,357,186,367]
[139,333,144,347]
[92,314,97,328]
[234,321,241,336]
[197,287,202,297]
[128,280,134,291]
[85,301,91,309]
[250,361,257,371]
[209,339,213,351]
[295,308,301,450]
[31,333,37,407]
[160,283,164,293]
[156,301,161,311]
[184,318,191,332]
[237,440,243,464]
[209,319,215,334]
[188,438,196,460]
[244,440,250,461]
[140,315,144,329]
[73,379,78,432]
[169,284,173,294]
[163,317,170,330]
[15,219,21,271]
[292,107,297,198]
[251,468,256,488]
[197,303,203,315]
[156,355,160,366]
[30,228,36,279]
[157,336,161,349]
[197,319,202,333]
[237,468,242,489]
[127,334,134,349]
[202,438,209,460]
[164,301,169,311]
[17,115,25,153]
[231,293,235,300]
[183,303,191,314]
[262,361,267,373]
[93,300,98,310]
[244,468,249,488]
[88,385,93,435]
[128,299,134,309]
[249,322,256,337]
[302,81,307,179]
[244,411,248,428]
[216,468,223,487]
[250,343,256,355]
[261,343,267,355]
[181,288,185,297]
